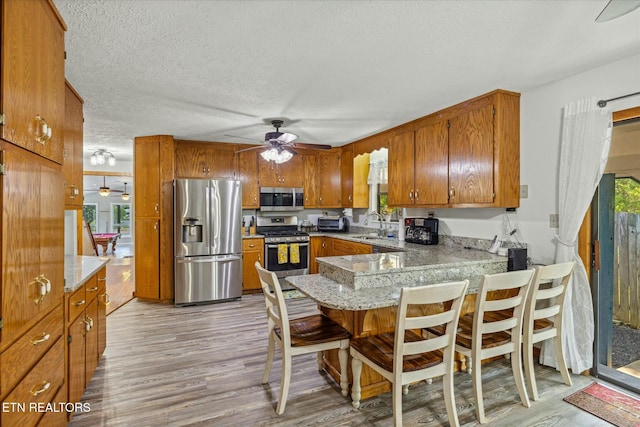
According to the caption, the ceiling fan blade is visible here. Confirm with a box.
[596,0,640,22]
[235,145,265,154]
[291,142,332,150]
[273,132,297,144]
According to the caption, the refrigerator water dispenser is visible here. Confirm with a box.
[182,218,203,243]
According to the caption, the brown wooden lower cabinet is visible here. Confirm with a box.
[66,266,108,420]
[1,338,64,427]
[242,238,264,293]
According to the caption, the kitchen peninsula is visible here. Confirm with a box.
[286,235,509,400]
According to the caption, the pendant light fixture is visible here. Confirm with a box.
[98,176,111,197]
[121,182,130,201]
[90,149,116,166]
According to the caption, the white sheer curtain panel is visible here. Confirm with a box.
[367,160,388,185]
[545,97,612,374]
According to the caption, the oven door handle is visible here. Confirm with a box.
[266,243,309,249]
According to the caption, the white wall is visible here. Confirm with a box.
[421,53,640,264]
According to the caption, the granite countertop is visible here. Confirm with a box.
[311,233,507,290]
[286,274,472,311]
[285,232,510,307]
[64,255,110,293]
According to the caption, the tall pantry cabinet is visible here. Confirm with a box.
[134,135,175,302]
[0,0,68,425]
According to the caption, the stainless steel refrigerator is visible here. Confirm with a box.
[174,178,242,306]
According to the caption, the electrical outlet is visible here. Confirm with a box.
[550,213,559,228]
[520,185,528,199]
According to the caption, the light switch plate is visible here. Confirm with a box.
[520,185,528,199]
[550,213,559,228]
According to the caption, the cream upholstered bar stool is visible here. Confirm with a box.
[449,269,535,424]
[350,280,469,427]
[522,261,576,400]
[255,262,350,415]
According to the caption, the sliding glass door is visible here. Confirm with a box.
[592,175,640,394]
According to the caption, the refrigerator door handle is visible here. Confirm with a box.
[176,255,242,264]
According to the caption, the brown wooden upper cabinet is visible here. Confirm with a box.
[1,0,66,165]
[63,81,85,209]
[389,120,449,206]
[316,149,342,207]
[237,149,260,208]
[258,154,304,187]
[303,154,318,208]
[388,89,520,208]
[340,145,354,207]
[175,140,237,179]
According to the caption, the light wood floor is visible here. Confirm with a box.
[102,242,135,315]
[67,293,634,427]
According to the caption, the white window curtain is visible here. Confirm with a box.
[543,97,612,374]
[368,160,388,185]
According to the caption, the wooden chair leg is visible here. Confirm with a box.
[276,354,292,415]
[524,340,538,400]
[554,334,573,387]
[443,370,460,427]
[338,344,349,397]
[393,382,403,427]
[511,346,530,408]
[317,351,324,371]
[262,333,275,384]
[351,357,362,409]
[472,356,486,424]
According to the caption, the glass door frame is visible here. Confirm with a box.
[590,159,640,392]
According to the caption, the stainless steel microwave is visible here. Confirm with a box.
[259,187,304,211]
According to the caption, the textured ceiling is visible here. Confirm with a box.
[55,0,640,163]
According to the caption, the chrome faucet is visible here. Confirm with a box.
[366,211,386,237]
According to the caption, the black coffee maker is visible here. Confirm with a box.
[404,217,439,245]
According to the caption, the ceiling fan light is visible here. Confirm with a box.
[121,193,130,201]
[99,187,111,197]
[90,153,98,165]
[108,154,116,166]
[274,149,293,164]
[260,148,279,162]
[96,152,106,165]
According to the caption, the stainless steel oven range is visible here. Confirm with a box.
[256,215,309,291]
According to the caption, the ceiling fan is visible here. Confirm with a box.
[228,120,332,163]
[85,176,125,197]
[596,0,640,22]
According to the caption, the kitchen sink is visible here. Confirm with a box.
[353,235,383,240]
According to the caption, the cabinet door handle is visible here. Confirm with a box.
[87,286,99,292]
[30,332,51,345]
[449,188,455,197]
[349,195,352,202]
[69,184,78,198]
[248,244,255,248]
[34,115,52,144]
[97,277,106,282]
[154,221,159,231]
[30,381,51,397]
[409,190,414,200]
[100,293,111,306]
[154,204,159,213]
[74,299,86,307]
[415,190,419,200]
